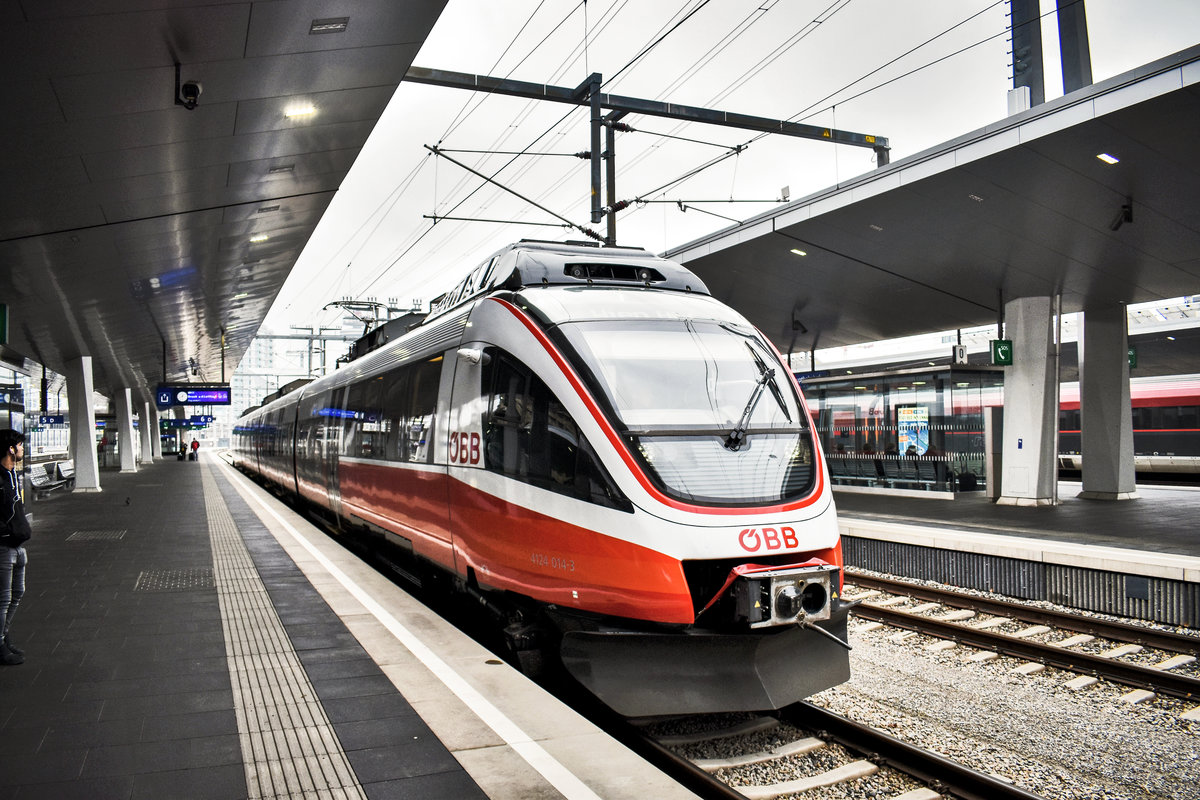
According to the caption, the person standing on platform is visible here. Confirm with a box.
[190,438,200,461]
[0,429,31,666]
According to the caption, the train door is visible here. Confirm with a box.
[446,342,491,576]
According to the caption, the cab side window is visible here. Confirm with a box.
[482,349,629,511]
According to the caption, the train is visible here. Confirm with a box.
[1058,374,1200,474]
[233,241,852,716]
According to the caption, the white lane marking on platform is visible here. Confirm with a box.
[220,462,604,800]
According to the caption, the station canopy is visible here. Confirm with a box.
[667,45,1200,360]
[0,1,446,406]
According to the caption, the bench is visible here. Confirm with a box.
[55,460,76,489]
[29,463,70,498]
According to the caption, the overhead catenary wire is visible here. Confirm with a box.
[357,0,710,298]
[351,0,1023,320]
[615,0,1012,221]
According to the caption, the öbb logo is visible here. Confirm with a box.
[738,527,799,552]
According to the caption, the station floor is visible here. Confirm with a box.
[0,456,697,800]
[833,480,1200,580]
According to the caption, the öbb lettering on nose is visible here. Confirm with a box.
[738,527,799,552]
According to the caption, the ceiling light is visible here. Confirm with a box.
[1096,153,1120,165]
[232,293,250,300]
[268,164,295,174]
[869,224,884,232]
[968,193,984,202]
[285,104,316,118]
[249,234,269,243]
[1167,335,1176,341]
[257,205,280,214]
[790,248,807,256]
[913,381,926,385]
[853,386,867,390]
[310,17,349,34]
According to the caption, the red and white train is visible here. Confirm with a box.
[234,241,850,715]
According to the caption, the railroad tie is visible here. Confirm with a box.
[693,737,825,772]
[1155,654,1196,670]
[1056,633,1095,647]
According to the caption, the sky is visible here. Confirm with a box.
[258,0,1200,342]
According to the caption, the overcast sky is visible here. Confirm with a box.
[259,0,1200,339]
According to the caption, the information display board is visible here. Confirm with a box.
[156,383,231,408]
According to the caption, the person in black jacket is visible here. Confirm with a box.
[0,429,31,666]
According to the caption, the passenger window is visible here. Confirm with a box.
[482,350,629,511]
[377,356,442,463]
[344,376,385,458]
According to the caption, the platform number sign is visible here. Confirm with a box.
[991,339,1013,366]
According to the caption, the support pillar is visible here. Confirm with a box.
[116,388,137,473]
[1078,303,1138,500]
[997,296,1059,506]
[150,405,163,458]
[65,356,101,492]
[140,402,155,463]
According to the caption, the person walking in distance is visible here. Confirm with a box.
[0,430,31,666]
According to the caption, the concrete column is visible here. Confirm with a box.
[150,405,163,458]
[1078,303,1138,500]
[997,296,1059,506]
[140,402,155,462]
[65,356,101,492]
[115,388,137,472]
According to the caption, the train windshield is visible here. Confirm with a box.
[560,319,817,506]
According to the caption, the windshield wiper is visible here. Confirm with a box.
[725,343,791,451]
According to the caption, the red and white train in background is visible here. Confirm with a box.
[233,241,850,715]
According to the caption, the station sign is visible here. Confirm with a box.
[156,383,231,408]
[190,415,215,425]
[39,414,65,425]
[990,339,1013,366]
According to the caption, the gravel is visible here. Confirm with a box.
[809,622,1200,799]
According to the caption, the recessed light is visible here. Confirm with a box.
[249,234,269,243]
[790,248,807,256]
[1167,335,1176,341]
[310,17,349,34]
[232,293,250,300]
[1096,153,1120,165]
[968,193,984,202]
[257,205,280,214]
[853,386,867,390]
[285,104,316,118]
[869,224,883,232]
[268,164,295,174]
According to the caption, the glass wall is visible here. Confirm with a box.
[801,367,1004,493]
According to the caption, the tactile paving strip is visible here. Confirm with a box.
[200,467,367,800]
[67,529,127,541]
[134,568,215,591]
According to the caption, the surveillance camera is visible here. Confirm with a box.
[180,81,202,110]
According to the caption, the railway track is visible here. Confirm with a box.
[845,570,1200,704]
[631,704,1048,800]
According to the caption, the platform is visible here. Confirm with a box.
[833,482,1200,627]
[0,456,697,800]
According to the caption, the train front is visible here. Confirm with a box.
[510,280,851,716]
